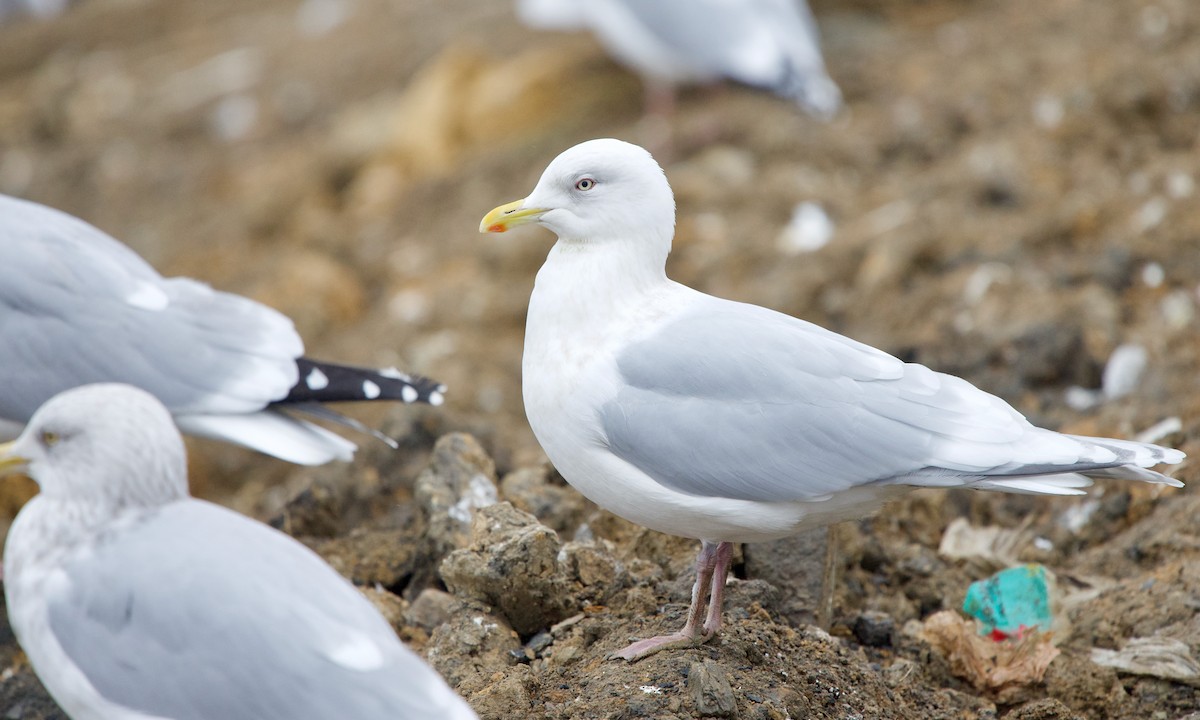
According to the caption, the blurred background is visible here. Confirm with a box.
[0,0,1198,717]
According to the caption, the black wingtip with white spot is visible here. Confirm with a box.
[281,358,447,407]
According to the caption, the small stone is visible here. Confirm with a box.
[559,539,626,605]
[439,503,573,636]
[405,588,458,631]
[415,433,499,556]
[688,660,738,718]
[853,611,895,648]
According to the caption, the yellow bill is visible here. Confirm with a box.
[479,199,547,233]
[0,440,29,476]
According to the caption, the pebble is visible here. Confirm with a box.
[853,611,896,648]
[688,661,738,718]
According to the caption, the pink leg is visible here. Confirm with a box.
[702,541,734,636]
[611,541,734,661]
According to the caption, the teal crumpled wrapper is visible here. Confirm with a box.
[962,564,1053,640]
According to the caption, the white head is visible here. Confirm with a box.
[0,384,188,511]
[480,139,676,262]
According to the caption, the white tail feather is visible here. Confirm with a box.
[176,410,356,465]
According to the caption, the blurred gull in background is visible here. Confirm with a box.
[516,0,843,119]
[0,384,478,720]
[0,194,445,465]
[481,138,1185,661]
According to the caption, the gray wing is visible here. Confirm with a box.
[615,0,783,82]
[0,194,301,423]
[613,0,841,115]
[47,501,475,720]
[599,297,1092,503]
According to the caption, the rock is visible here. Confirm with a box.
[405,587,458,631]
[559,539,626,606]
[425,604,521,696]
[688,660,738,718]
[499,465,592,535]
[743,526,828,627]
[305,524,421,590]
[415,433,499,557]
[1004,698,1085,720]
[0,665,64,720]
[439,503,574,637]
[359,585,406,629]
[470,665,539,720]
[852,610,895,648]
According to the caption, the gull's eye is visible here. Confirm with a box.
[41,431,60,447]
[574,177,596,191]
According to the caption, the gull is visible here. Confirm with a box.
[516,0,842,119]
[0,193,445,465]
[0,383,478,720]
[480,138,1185,661]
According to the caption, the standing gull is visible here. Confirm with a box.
[0,194,445,465]
[516,0,843,119]
[0,383,478,720]
[480,138,1185,661]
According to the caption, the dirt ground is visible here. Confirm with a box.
[1,0,1199,717]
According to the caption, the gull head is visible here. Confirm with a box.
[0,384,188,510]
[480,139,676,251]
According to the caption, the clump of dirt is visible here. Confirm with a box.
[1,0,1198,717]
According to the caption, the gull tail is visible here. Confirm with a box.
[176,410,357,465]
[779,71,842,121]
[972,434,1185,496]
[282,358,446,407]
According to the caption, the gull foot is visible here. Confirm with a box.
[609,630,714,662]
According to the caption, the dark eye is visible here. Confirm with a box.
[574,177,596,191]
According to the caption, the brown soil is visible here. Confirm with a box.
[1,0,1198,718]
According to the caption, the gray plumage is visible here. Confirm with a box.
[517,0,842,118]
[0,194,444,465]
[2,384,476,720]
[602,299,1181,504]
[482,138,1184,659]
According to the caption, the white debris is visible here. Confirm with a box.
[1167,172,1195,199]
[1059,499,1100,534]
[1032,95,1064,129]
[639,685,664,695]
[296,0,350,37]
[777,202,834,255]
[1160,290,1195,331]
[1139,5,1170,38]
[1064,386,1102,412]
[1102,343,1148,400]
[1092,637,1200,683]
[1134,417,1182,445]
[211,94,259,141]
[1132,197,1168,233]
[447,474,499,525]
[1141,262,1165,288]
[962,262,1012,305]
[937,517,1030,572]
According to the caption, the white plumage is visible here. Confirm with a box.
[0,384,477,720]
[481,138,1184,660]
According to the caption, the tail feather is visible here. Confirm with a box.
[176,410,357,465]
[282,358,446,406]
[968,433,1185,496]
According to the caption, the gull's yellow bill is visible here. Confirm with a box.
[479,199,547,234]
[0,440,29,476]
